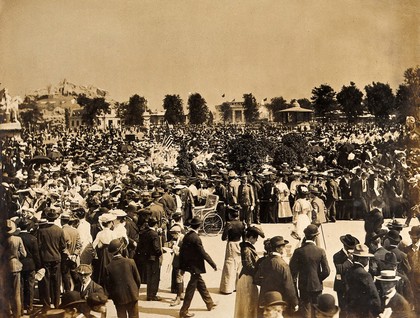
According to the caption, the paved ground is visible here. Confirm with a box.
[28,218,419,317]
[106,218,418,318]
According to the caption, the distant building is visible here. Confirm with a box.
[278,105,314,124]
[215,101,268,124]
[69,105,121,130]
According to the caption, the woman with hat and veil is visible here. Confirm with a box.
[234,226,265,318]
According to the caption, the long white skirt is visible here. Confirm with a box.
[234,274,258,318]
[219,241,241,294]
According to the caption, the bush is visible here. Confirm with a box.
[272,144,299,169]
[227,133,268,173]
[281,133,310,164]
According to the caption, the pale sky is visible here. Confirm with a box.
[0,0,418,111]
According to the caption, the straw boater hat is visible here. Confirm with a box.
[375,270,401,282]
[98,213,117,223]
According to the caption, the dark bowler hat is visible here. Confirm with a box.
[151,191,161,198]
[270,236,289,247]
[313,294,339,317]
[340,234,360,249]
[304,224,320,238]
[189,216,202,226]
[59,291,85,309]
[386,230,402,243]
[246,226,265,238]
[383,252,399,266]
[409,225,420,238]
[86,292,108,308]
[108,238,125,254]
[262,291,287,307]
[44,208,60,221]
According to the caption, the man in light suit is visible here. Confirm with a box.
[290,224,330,318]
[237,175,255,226]
[179,217,218,318]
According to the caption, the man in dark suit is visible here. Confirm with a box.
[351,172,371,219]
[406,225,420,315]
[364,198,384,245]
[37,208,67,311]
[345,244,381,318]
[179,217,218,318]
[105,238,141,318]
[254,236,298,317]
[77,264,104,300]
[384,230,411,276]
[290,224,330,318]
[333,234,359,318]
[125,202,139,259]
[142,217,163,301]
[375,270,413,318]
[339,169,352,220]
[18,218,41,314]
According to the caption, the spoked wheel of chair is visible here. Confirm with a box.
[202,213,224,236]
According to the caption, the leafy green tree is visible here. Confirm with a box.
[297,98,312,109]
[272,144,299,168]
[336,82,364,122]
[77,95,110,126]
[18,98,43,128]
[118,94,146,126]
[64,108,71,128]
[243,93,259,123]
[188,93,209,125]
[395,66,420,121]
[266,97,290,122]
[176,143,192,176]
[364,82,395,119]
[163,94,185,124]
[219,102,232,124]
[281,132,310,164]
[311,84,336,118]
[227,133,267,172]
[207,111,214,125]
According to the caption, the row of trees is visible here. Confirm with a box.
[309,67,419,122]
[18,66,419,128]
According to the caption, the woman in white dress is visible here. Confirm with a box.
[275,174,292,222]
[291,185,312,246]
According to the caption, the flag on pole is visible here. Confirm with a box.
[162,120,174,149]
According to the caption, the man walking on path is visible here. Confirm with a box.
[179,216,218,318]
[290,224,330,318]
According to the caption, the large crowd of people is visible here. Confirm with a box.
[1,121,419,318]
